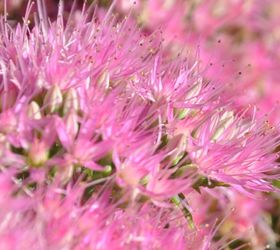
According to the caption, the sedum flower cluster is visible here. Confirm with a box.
[0,1,279,249]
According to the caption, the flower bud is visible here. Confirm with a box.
[211,111,234,141]
[118,165,141,187]
[44,85,63,113]
[27,101,42,119]
[27,139,49,167]
[63,88,79,115]
[65,111,79,140]
[103,165,112,175]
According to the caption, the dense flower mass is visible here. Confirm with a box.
[116,0,280,122]
[0,1,279,249]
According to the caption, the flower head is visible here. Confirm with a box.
[0,1,279,249]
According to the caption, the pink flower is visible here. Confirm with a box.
[0,1,279,249]
[188,110,280,193]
